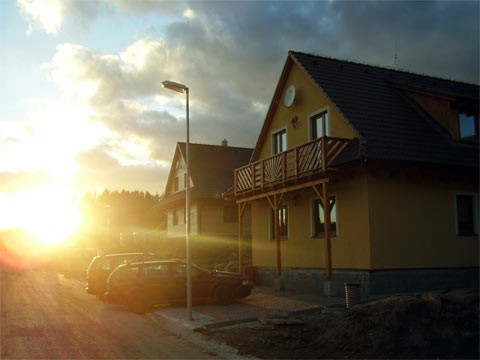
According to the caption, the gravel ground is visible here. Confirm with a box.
[200,290,479,359]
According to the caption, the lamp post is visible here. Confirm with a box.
[162,80,192,321]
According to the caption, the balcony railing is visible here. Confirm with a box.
[234,136,351,196]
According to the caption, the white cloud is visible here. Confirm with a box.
[183,8,196,20]
[17,0,65,35]
[9,0,479,198]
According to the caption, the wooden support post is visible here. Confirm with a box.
[266,193,284,278]
[237,202,246,274]
[321,136,327,171]
[322,181,332,278]
[274,198,281,278]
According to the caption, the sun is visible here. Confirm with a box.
[0,187,81,246]
[24,199,81,246]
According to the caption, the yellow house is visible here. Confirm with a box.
[160,141,253,267]
[232,51,479,297]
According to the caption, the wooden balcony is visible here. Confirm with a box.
[234,136,351,196]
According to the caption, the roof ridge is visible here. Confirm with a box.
[289,50,479,86]
[177,141,253,150]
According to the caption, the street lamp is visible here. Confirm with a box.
[162,80,192,321]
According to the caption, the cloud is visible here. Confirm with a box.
[75,147,120,170]
[330,1,479,82]
[46,43,124,106]
[104,0,182,15]
[17,0,99,35]
[74,162,169,195]
[17,0,65,35]
[0,170,53,192]
[17,0,480,196]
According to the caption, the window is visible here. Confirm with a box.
[270,205,289,240]
[312,196,337,237]
[169,263,185,278]
[173,177,179,192]
[459,113,478,140]
[273,129,287,154]
[456,194,478,236]
[310,111,329,140]
[223,205,238,223]
[145,264,168,279]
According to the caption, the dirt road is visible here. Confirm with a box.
[0,265,223,359]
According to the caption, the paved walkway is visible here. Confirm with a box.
[151,286,344,334]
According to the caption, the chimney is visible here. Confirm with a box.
[221,138,228,146]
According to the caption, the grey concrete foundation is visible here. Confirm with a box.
[253,266,479,299]
[274,277,285,291]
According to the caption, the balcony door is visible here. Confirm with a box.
[272,129,287,154]
[310,110,330,139]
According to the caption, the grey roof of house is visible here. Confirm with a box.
[289,51,479,169]
[160,143,253,206]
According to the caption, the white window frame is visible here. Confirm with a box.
[309,107,330,140]
[311,193,338,238]
[272,127,288,155]
[454,192,478,236]
[269,203,289,241]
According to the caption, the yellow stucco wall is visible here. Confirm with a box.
[249,61,479,272]
[198,201,239,237]
[251,169,479,270]
[258,64,357,159]
[368,173,479,269]
[252,61,368,270]
[252,170,372,269]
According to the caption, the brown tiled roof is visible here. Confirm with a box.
[160,143,253,206]
[290,51,479,169]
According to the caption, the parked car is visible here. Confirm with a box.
[104,259,253,314]
[86,252,162,299]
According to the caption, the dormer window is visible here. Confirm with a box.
[459,112,478,141]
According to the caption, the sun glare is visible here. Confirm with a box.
[0,187,81,246]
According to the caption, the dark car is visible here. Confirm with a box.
[86,252,162,299]
[104,259,253,314]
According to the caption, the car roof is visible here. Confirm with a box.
[102,252,159,258]
[126,259,183,266]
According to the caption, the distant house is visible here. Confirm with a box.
[159,140,253,267]
[231,51,479,298]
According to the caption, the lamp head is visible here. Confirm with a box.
[162,80,188,93]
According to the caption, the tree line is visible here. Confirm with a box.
[79,189,165,231]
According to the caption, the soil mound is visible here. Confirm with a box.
[201,290,479,359]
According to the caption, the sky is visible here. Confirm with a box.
[0,0,479,231]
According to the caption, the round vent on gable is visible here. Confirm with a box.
[284,85,296,108]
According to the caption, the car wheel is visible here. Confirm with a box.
[214,285,233,305]
[128,293,150,314]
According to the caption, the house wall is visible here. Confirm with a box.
[258,64,357,159]
[367,172,479,269]
[166,203,198,238]
[197,200,239,237]
[166,155,192,195]
[251,169,372,269]
[251,62,368,271]
[249,60,478,295]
